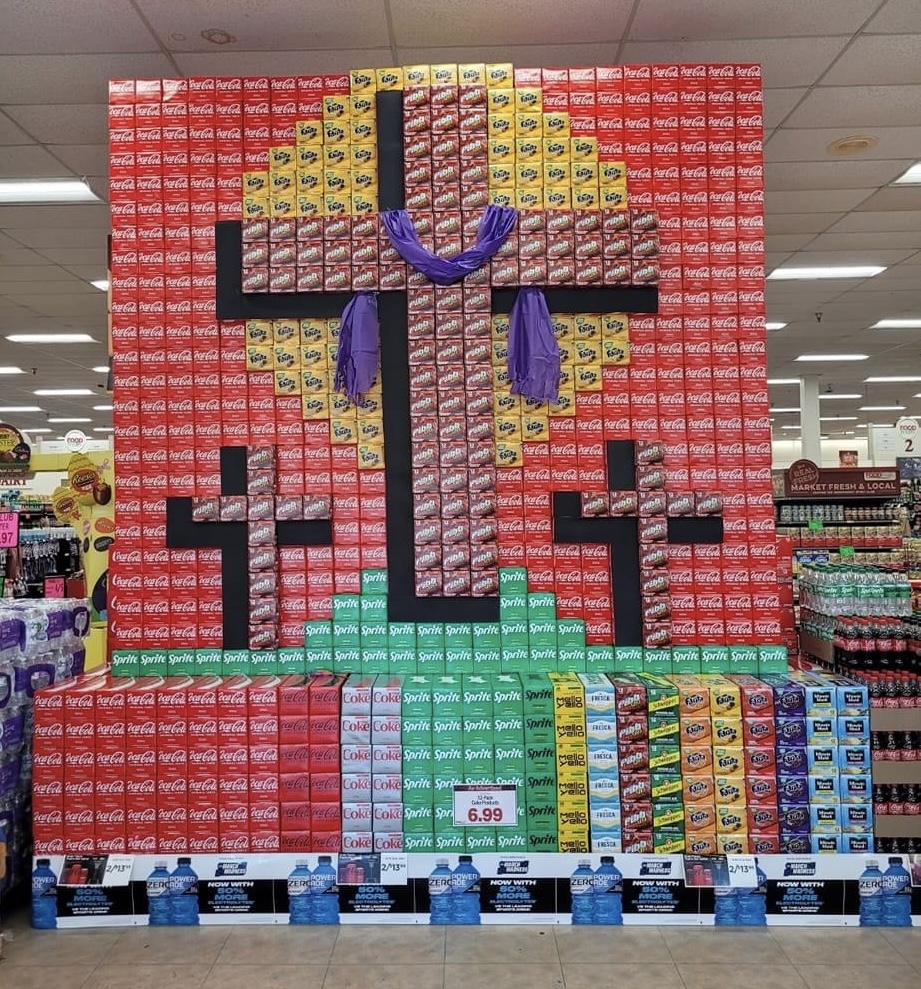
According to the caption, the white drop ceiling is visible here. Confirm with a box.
[0,0,919,441]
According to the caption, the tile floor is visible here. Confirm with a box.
[1,910,920,989]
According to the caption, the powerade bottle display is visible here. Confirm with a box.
[713,886,738,926]
[31,858,58,930]
[737,859,767,927]
[592,856,623,926]
[451,855,481,925]
[858,859,884,927]
[881,857,912,927]
[570,860,595,926]
[287,860,312,925]
[428,859,453,925]
[169,857,200,926]
[146,861,172,926]
[310,855,340,925]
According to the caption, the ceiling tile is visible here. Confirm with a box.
[10,294,106,317]
[764,89,808,129]
[0,3,159,54]
[766,188,875,213]
[619,39,848,88]
[0,53,175,104]
[46,144,110,176]
[785,85,921,129]
[0,144,77,178]
[0,248,50,266]
[4,105,108,145]
[0,204,109,230]
[0,266,83,283]
[765,213,841,235]
[822,33,921,86]
[0,112,31,145]
[829,210,921,232]
[1,280,96,296]
[141,0,392,51]
[629,0,875,39]
[765,159,912,191]
[766,234,817,253]
[172,48,392,76]
[29,247,108,266]
[856,187,921,211]
[783,247,916,264]
[0,228,108,250]
[866,0,921,33]
[390,0,631,47]
[766,126,921,162]
[804,231,921,252]
[396,43,624,67]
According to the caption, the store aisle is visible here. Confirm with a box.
[1,911,920,989]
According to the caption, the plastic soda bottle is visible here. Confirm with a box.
[31,858,58,930]
[287,860,313,924]
[146,861,172,926]
[570,859,595,925]
[428,859,454,924]
[169,857,200,926]
[858,859,884,927]
[881,857,912,926]
[310,855,340,924]
[451,855,482,925]
[592,856,623,925]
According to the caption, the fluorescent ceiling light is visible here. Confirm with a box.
[769,407,801,413]
[870,318,921,329]
[6,333,95,344]
[893,162,921,185]
[0,178,100,204]
[24,428,52,434]
[856,424,868,429]
[34,388,94,396]
[819,394,862,400]
[796,354,868,362]
[859,405,905,411]
[0,406,43,413]
[90,279,109,292]
[767,378,799,385]
[780,425,801,430]
[766,322,787,330]
[93,427,114,433]
[867,376,921,383]
[768,266,885,280]
[47,417,91,423]
[92,365,109,373]
[93,404,113,411]
[0,367,24,375]
[819,416,859,422]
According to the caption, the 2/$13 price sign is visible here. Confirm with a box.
[453,784,518,826]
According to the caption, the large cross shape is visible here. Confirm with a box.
[211,88,658,635]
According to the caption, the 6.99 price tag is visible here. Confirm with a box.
[453,784,517,827]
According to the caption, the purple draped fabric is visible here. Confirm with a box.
[508,287,560,405]
[381,205,517,284]
[334,291,379,405]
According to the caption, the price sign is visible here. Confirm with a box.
[840,545,855,557]
[0,511,19,548]
[379,853,408,886]
[101,855,136,886]
[44,576,65,598]
[453,784,517,827]
[726,855,758,888]
[808,519,824,531]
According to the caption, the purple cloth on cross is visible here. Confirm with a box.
[508,287,561,405]
[334,291,379,405]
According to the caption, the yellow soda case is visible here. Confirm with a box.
[717,833,748,855]
[300,318,326,345]
[543,112,569,135]
[487,89,515,112]
[268,146,296,170]
[714,776,745,805]
[300,369,328,394]
[331,418,358,445]
[515,162,542,187]
[515,138,542,162]
[322,95,349,119]
[488,163,515,188]
[488,190,514,208]
[323,169,351,194]
[297,145,322,168]
[351,143,378,167]
[322,120,349,146]
[357,444,384,469]
[495,441,522,467]
[295,119,323,144]
[273,370,300,396]
[350,118,376,144]
[550,389,575,417]
[242,197,268,218]
[301,394,329,420]
[352,193,378,215]
[543,187,571,210]
[487,113,515,138]
[351,168,378,192]
[356,417,384,443]
[349,94,376,117]
[458,63,486,84]
[272,319,298,344]
[323,193,351,216]
[431,64,458,84]
[300,344,327,368]
[246,346,273,371]
[243,171,269,195]
[572,187,600,209]
[515,88,543,111]
[571,136,598,160]
[272,342,300,372]
[716,805,746,834]
[543,137,570,160]
[376,67,404,90]
[600,186,628,208]
[494,416,521,441]
[573,364,602,391]
[295,195,323,218]
[515,188,542,210]
[245,320,271,345]
[543,161,570,187]
[485,63,513,86]
[349,69,376,93]
[713,748,744,777]
[515,113,542,136]
[404,64,430,86]
[296,170,322,193]
[270,195,296,218]
[603,337,630,364]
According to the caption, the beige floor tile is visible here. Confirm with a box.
[879,928,921,968]
[84,964,213,989]
[2,929,121,967]
[324,963,445,989]
[330,925,445,965]
[796,964,920,989]
[445,926,558,964]
[205,964,327,989]
[661,927,782,964]
[103,925,229,966]
[564,962,685,989]
[555,926,670,965]
[771,928,893,965]
[216,924,338,966]
[444,962,564,989]
[679,963,807,989]
[0,965,95,989]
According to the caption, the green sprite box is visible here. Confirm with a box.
[335,620,361,649]
[758,644,789,675]
[528,616,557,649]
[528,592,556,619]
[194,648,223,676]
[432,676,462,711]
[445,623,472,648]
[360,621,388,649]
[305,620,334,647]
[462,675,493,717]
[435,830,466,852]
[729,644,759,673]
[472,623,501,650]
[613,645,643,672]
[527,831,559,852]
[445,645,475,674]
[168,647,196,675]
[219,649,250,675]
[401,743,434,773]
[248,649,280,675]
[401,774,434,804]
[403,832,435,853]
[416,622,445,650]
[499,567,528,594]
[524,739,557,774]
[494,714,525,745]
[333,646,361,672]
[671,645,701,674]
[557,644,586,672]
[387,621,416,649]
[432,741,463,777]
[111,650,140,677]
[472,646,501,674]
[465,829,498,852]
[416,649,445,675]
[401,676,433,714]
[501,617,529,650]
[402,715,434,747]
[462,713,494,745]
[463,742,494,776]
[274,647,302,674]
[529,645,558,673]
[643,647,672,675]
[361,568,388,596]
[361,648,389,673]
[497,830,528,852]
[493,742,526,774]
[304,645,335,672]
[493,673,523,711]
[387,647,417,675]
[585,645,615,673]
[500,591,528,622]
[700,644,731,674]
[522,673,554,713]
[558,618,586,647]
[402,802,435,832]
[359,595,387,623]
[524,711,556,745]
[500,645,529,675]
[332,594,360,622]
[526,806,558,832]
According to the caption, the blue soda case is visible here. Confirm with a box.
[778,775,809,804]
[842,833,873,853]
[837,716,869,744]
[779,803,812,833]
[775,746,808,775]
[810,803,841,833]
[806,716,837,745]
[819,675,868,716]
[839,744,871,773]
[811,833,842,854]
[808,775,840,803]
[780,832,812,854]
[800,682,838,718]
[841,802,873,833]
[807,744,838,774]
[775,717,807,747]
[839,773,872,803]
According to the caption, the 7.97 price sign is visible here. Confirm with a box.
[453,784,518,827]
[0,511,19,549]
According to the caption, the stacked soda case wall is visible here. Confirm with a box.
[31,669,873,858]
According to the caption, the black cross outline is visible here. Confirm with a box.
[552,440,723,646]
[211,90,658,627]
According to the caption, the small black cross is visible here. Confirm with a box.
[552,439,723,647]
[165,445,332,650]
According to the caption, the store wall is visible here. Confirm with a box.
[771,438,870,469]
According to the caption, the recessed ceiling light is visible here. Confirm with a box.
[819,416,859,421]
[766,322,787,330]
[92,404,113,411]
[0,406,43,413]
[859,405,906,411]
[768,266,885,280]
[93,427,114,433]
[827,135,879,156]
[6,333,95,344]
[870,318,921,328]
[893,162,921,185]
[0,367,24,375]
[90,279,109,292]
[47,417,91,423]
[769,407,801,413]
[819,394,862,400]
[92,365,109,374]
[34,388,94,396]
[767,378,799,385]
[868,376,921,383]
[200,27,236,44]
[0,178,100,204]
[796,354,868,362]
